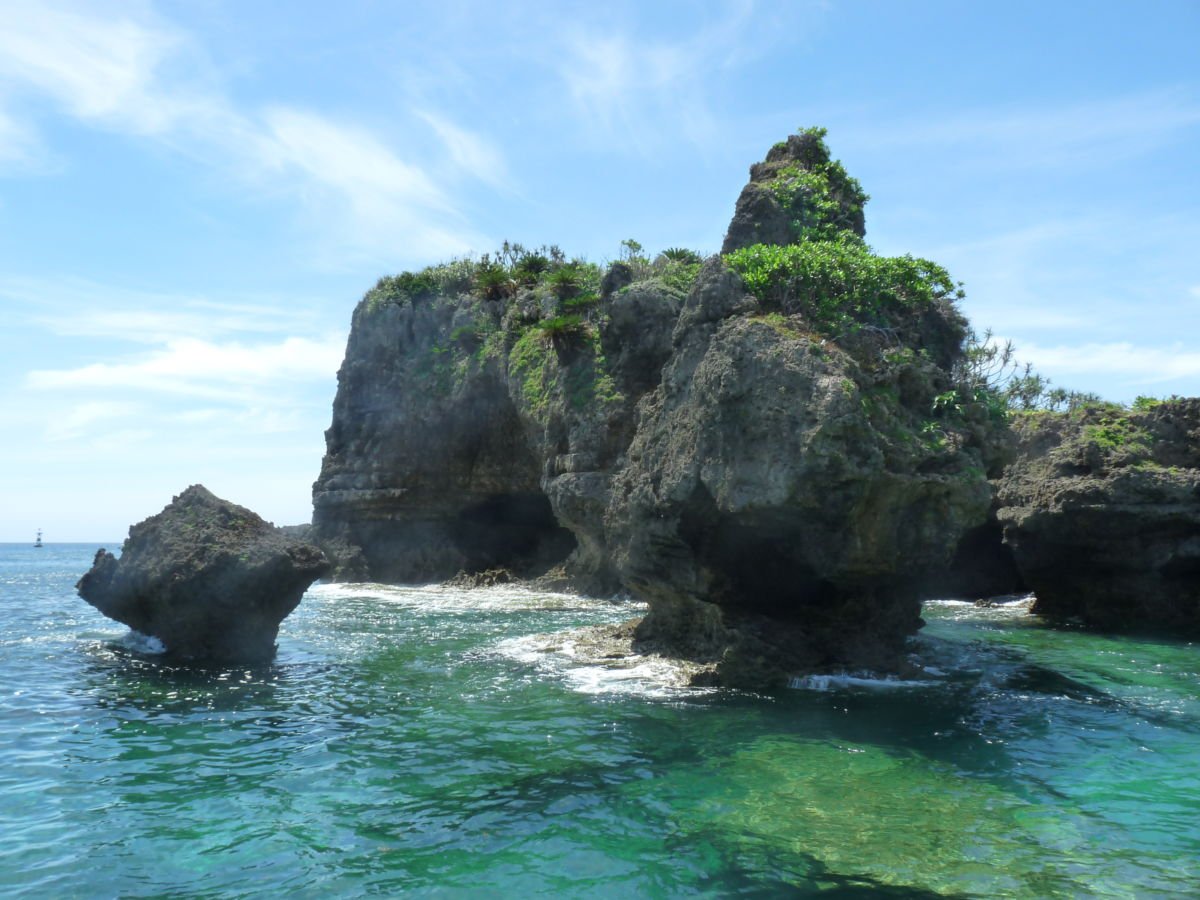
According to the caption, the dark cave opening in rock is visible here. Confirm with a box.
[918,517,1026,600]
[451,492,577,575]
[678,484,839,621]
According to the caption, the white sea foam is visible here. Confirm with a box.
[308,581,683,697]
[787,672,941,691]
[120,630,166,655]
[493,631,716,700]
[924,594,1035,609]
[307,581,639,615]
[923,594,1036,623]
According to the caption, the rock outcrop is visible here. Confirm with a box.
[995,400,1200,633]
[722,128,867,252]
[78,485,330,663]
[605,269,997,686]
[313,129,1009,686]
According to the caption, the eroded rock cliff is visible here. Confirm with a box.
[996,399,1200,633]
[313,128,1009,686]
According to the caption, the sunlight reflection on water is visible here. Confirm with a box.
[2,546,1198,897]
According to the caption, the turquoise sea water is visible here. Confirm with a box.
[2,544,1198,898]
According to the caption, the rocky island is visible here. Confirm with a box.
[311,128,1199,687]
[78,485,330,664]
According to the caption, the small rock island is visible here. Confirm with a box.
[78,485,330,664]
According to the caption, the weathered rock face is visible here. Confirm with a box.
[314,294,571,583]
[78,485,330,663]
[995,400,1200,634]
[605,264,996,686]
[313,130,1004,686]
[313,268,668,589]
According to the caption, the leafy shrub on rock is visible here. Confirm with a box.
[725,236,961,339]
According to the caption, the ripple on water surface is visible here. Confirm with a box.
[2,548,1199,897]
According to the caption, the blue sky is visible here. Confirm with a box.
[2,0,1198,541]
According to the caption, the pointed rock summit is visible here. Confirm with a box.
[722,127,868,252]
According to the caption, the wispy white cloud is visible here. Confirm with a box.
[927,214,1200,345]
[0,105,42,169]
[0,275,319,343]
[27,335,346,401]
[252,107,478,263]
[417,109,511,190]
[5,269,346,448]
[259,108,447,211]
[0,3,195,135]
[45,400,142,442]
[1015,340,1200,387]
[557,32,718,154]
[0,2,497,265]
[87,427,157,453]
[41,307,287,344]
[550,3,806,155]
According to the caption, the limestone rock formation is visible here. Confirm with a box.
[78,485,330,663]
[313,129,1007,686]
[605,267,995,686]
[722,128,867,253]
[995,400,1200,633]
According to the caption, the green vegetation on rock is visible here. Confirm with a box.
[355,231,709,436]
[723,128,960,344]
[362,243,601,314]
[726,236,960,337]
[509,317,624,424]
[613,241,704,296]
[1071,403,1156,463]
[767,127,868,242]
[747,311,810,341]
[509,327,557,420]
[1084,416,1152,455]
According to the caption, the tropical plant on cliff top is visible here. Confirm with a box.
[725,236,962,337]
[725,127,955,337]
[612,240,704,295]
[955,328,1104,414]
[726,128,1116,421]
[768,127,869,243]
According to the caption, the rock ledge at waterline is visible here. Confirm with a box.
[996,399,1200,633]
[78,485,330,664]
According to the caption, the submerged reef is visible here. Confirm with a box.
[78,485,329,663]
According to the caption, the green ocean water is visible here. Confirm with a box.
[2,544,1198,898]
